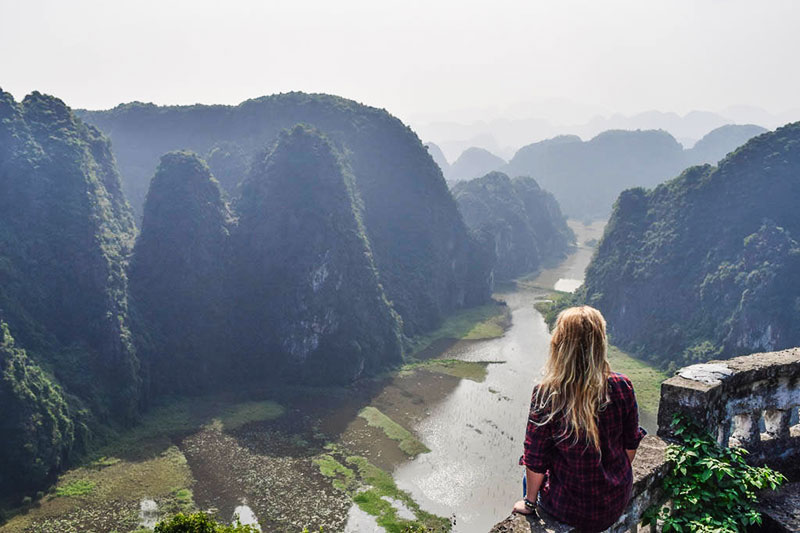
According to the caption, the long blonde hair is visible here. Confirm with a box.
[533,305,611,451]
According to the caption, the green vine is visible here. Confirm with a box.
[644,413,786,532]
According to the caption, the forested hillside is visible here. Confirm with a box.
[581,123,800,368]
[128,151,234,393]
[79,93,488,334]
[0,90,141,492]
[452,172,573,280]
[0,91,496,497]
[232,126,404,383]
[505,125,767,219]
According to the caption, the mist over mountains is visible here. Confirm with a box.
[415,104,798,161]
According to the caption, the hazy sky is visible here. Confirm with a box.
[2,0,799,126]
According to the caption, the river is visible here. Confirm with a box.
[387,220,606,532]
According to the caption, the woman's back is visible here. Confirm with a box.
[513,306,645,533]
[523,372,644,530]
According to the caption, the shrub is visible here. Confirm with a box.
[154,512,259,533]
[645,414,786,532]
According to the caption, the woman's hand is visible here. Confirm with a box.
[512,499,534,515]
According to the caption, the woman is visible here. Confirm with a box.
[512,306,645,532]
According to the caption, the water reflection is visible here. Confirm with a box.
[554,278,582,292]
[344,503,384,532]
[392,291,550,532]
[139,499,159,529]
[233,503,262,531]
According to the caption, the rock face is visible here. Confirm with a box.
[79,93,488,335]
[449,146,506,182]
[0,91,139,495]
[129,152,233,392]
[582,122,800,367]
[233,126,403,382]
[505,125,767,219]
[452,172,573,280]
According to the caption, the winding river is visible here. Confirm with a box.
[387,221,605,533]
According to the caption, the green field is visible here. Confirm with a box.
[607,345,668,418]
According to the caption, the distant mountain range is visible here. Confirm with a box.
[431,124,767,218]
[504,124,768,219]
[414,105,798,160]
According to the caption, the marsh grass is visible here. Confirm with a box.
[357,407,430,456]
[408,301,510,356]
[53,480,95,498]
[313,451,450,533]
[0,446,194,533]
[399,359,501,383]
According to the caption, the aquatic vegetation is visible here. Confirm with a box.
[346,456,451,533]
[54,480,96,498]
[100,398,285,457]
[1,446,195,532]
[312,455,356,491]
[358,407,430,457]
[408,301,510,355]
[400,359,499,383]
[312,450,450,533]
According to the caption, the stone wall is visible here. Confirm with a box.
[489,348,800,532]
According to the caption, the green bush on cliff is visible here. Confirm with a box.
[645,414,785,531]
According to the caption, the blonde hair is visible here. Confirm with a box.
[533,305,611,451]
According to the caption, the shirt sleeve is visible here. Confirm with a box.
[621,376,647,450]
[522,400,555,473]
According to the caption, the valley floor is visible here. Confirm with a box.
[0,219,667,533]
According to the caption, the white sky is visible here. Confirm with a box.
[2,0,799,126]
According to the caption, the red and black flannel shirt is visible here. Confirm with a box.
[521,372,646,532]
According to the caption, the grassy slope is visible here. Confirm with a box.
[607,345,668,418]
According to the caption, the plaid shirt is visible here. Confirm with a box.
[521,372,646,532]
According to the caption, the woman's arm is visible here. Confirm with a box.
[513,468,546,514]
